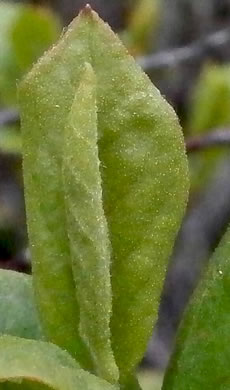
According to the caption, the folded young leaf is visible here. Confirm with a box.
[62,63,118,383]
[163,227,230,390]
[19,6,188,381]
[0,336,116,390]
[0,269,43,340]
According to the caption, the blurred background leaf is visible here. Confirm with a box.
[0,126,21,154]
[0,2,61,106]
[121,0,160,55]
[0,1,61,273]
[187,64,230,193]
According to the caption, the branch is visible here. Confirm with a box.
[137,27,230,72]
[186,128,230,152]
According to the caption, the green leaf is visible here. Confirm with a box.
[11,6,61,71]
[0,335,116,390]
[0,2,21,104]
[19,41,93,374]
[0,2,60,105]
[163,227,230,390]
[19,6,188,382]
[188,65,230,133]
[187,64,230,193]
[62,63,118,383]
[0,269,43,340]
[0,126,21,154]
[82,10,188,381]
[122,0,160,55]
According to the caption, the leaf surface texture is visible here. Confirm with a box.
[163,228,230,390]
[19,7,188,382]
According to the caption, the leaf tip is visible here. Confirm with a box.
[81,3,93,15]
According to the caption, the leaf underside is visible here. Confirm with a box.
[19,7,188,382]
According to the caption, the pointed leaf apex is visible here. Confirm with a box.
[82,3,93,14]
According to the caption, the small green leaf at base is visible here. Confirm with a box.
[0,269,43,340]
[0,336,117,390]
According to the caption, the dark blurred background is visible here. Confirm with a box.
[1,0,230,387]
